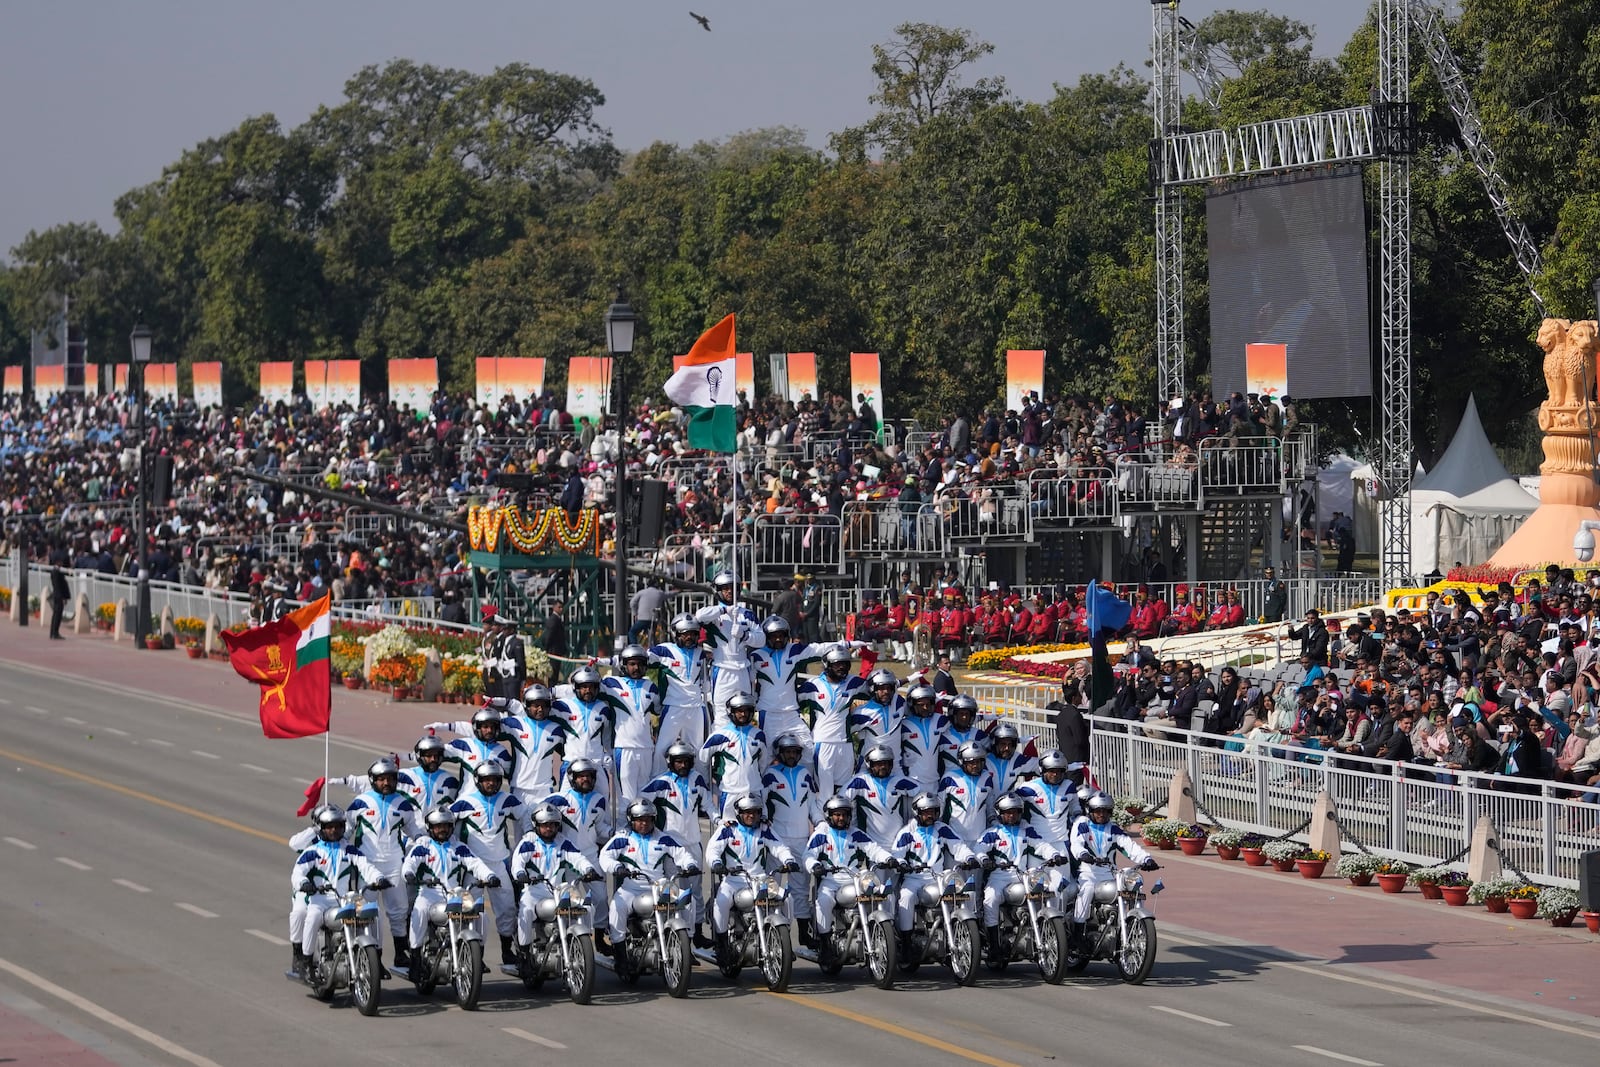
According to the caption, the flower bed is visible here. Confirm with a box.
[965,643,1087,672]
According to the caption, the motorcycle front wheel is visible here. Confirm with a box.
[866,919,896,990]
[352,944,381,1016]
[660,928,692,999]
[454,939,483,1010]
[565,932,595,1005]
[1037,916,1068,985]
[761,922,792,993]
[1115,916,1157,985]
[948,918,981,987]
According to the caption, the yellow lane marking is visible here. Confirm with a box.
[0,746,283,846]
[764,991,1024,1067]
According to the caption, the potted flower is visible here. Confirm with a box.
[1469,876,1526,914]
[1408,866,1450,900]
[1335,853,1384,887]
[1211,828,1247,861]
[1296,848,1332,879]
[1503,882,1542,920]
[1374,860,1411,893]
[1582,911,1600,935]
[1262,839,1304,872]
[183,637,205,659]
[1434,871,1473,905]
[1176,823,1210,856]
[1537,887,1580,927]
[1238,832,1269,866]
[1116,795,1147,824]
[1140,818,1183,851]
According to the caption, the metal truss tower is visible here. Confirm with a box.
[1151,1,1186,410]
[1376,0,1414,589]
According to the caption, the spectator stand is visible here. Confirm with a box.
[465,503,608,656]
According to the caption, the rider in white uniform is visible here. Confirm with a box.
[695,574,760,722]
[649,614,713,774]
[510,805,603,952]
[976,792,1068,962]
[343,757,425,973]
[401,806,498,973]
[706,795,800,958]
[760,733,823,944]
[290,805,386,980]
[599,801,701,957]
[804,797,892,939]
[1067,793,1159,950]
[799,646,866,797]
[601,645,663,804]
[448,760,531,965]
[889,793,977,956]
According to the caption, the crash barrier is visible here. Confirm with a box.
[1086,715,1588,887]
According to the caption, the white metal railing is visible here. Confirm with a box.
[1116,456,1200,510]
[750,514,844,584]
[1026,467,1117,528]
[1086,716,1588,887]
[1197,436,1284,496]
[938,483,1030,541]
[839,500,947,557]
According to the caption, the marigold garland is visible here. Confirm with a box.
[468,505,599,555]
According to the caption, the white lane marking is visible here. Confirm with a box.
[26,705,49,715]
[245,929,290,946]
[102,727,129,736]
[55,857,92,871]
[1292,1047,1382,1067]
[63,716,84,725]
[0,696,10,704]
[146,738,174,747]
[190,750,220,760]
[114,878,152,894]
[3,836,36,850]
[504,1027,568,1050]
[0,955,224,1067]
[174,902,218,918]
[239,763,273,774]
[1150,1005,1230,1026]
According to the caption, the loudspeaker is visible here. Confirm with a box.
[149,455,175,508]
[635,478,668,550]
[1580,849,1600,912]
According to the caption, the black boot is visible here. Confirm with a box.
[1069,922,1088,954]
[500,934,516,965]
[392,937,410,971]
[594,931,612,958]
[714,931,732,965]
[985,925,1003,964]
[376,946,391,980]
[797,918,816,949]
[287,945,306,980]
[897,929,915,960]
[693,923,715,950]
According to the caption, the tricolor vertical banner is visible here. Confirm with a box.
[1245,342,1288,404]
[145,364,178,402]
[388,358,437,412]
[260,362,294,405]
[2,367,21,396]
[33,365,65,401]
[191,362,223,408]
[325,360,361,408]
[304,360,330,408]
[565,356,612,427]
[849,352,884,437]
[223,593,332,740]
[1005,350,1045,413]
[476,357,547,406]
[785,352,818,404]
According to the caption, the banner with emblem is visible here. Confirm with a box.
[388,358,437,412]
[191,361,223,408]
[565,356,612,428]
[222,594,332,739]
[785,352,818,404]
[1005,350,1045,414]
[260,361,294,405]
[476,356,547,406]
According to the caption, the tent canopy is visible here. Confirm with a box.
[1409,395,1535,575]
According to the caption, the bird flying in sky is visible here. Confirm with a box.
[690,11,711,31]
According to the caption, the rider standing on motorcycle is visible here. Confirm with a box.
[511,805,603,951]
[694,572,761,722]
[977,793,1068,960]
[847,670,907,774]
[425,690,567,804]
[599,801,701,957]
[800,646,866,798]
[344,758,426,972]
[443,708,515,797]
[649,614,713,775]
[985,724,1040,793]
[402,807,499,970]
[761,733,822,946]
[639,741,716,947]
[939,741,999,844]
[890,793,976,956]
[448,760,531,965]
[554,666,618,798]
[936,696,991,778]
[1068,794,1158,950]
[1016,751,1084,848]
[600,645,664,803]
[839,742,922,848]
[706,796,800,957]
[702,694,768,819]
[404,736,463,810]
[805,797,892,939]
[290,805,387,981]
[899,685,946,789]
[749,617,864,768]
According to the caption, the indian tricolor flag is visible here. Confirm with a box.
[222,594,332,739]
[663,313,737,452]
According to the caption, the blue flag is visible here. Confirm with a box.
[1086,581,1132,636]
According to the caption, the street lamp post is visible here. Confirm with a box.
[604,292,637,647]
[129,323,152,649]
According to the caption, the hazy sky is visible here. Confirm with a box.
[0,1,1371,260]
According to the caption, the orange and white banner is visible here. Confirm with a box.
[33,364,65,401]
[1005,350,1045,413]
[850,352,883,432]
[565,356,612,426]
[785,352,818,404]
[1245,342,1288,405]
[388,358,437,412]
[304,359,361,410]
[2,367,21,396]
[191,362,223,408]
[145,364,178,402]
[674,351,753,402]
[260,361,294,405]
[476,357,547,406]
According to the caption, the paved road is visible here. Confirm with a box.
[1,648,1598,1067]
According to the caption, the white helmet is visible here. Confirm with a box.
[474,759,506,780]
[868,669,898,690]
[619,644,650,662]
[911,793,941,816]
[1086,793,1115,814]
[570,666,602,687]
[1038,750,1071,773]
[995,792,1027,815]
[532,805,563,827]
[733,795,764,816]
[957,741,986,763]
[863,742,896,766]
[713,572,737,589]
[424,805,456,829]
[367,757,400,778]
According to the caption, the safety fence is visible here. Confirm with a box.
[1085,716,1591,887]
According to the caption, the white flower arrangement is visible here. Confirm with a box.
[364,624,417,661]
[1335,853,1385,878]
[1261,838,1306,863]
[1209,828,1246,848]
[1536,887,1579,919]
[1467,875,1528,904]
[524,645,553,683]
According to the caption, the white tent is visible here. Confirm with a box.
[1409,395,1537,576]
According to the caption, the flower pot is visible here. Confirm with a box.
[144,638,165,651]
[390,687,410,703]
[1240,848,1267,867]
[1178,837,1208,856]
[1216,844,1241,862]
[1549,911,1576,928]
[1296,859,1327,880]
[342,677,363,690]
[185,646,204,659]
[1347,873,1374,887]
[1375,873,1408,894]
[1157,838,1178,851]
[1507,899,1539,920]
[1582,911,1600,934]
[1440,885,1470,906]
[1141,836,1162,850]
[1124,806,1146,822]
[1482,897,1509,914]
[1270,857,1297,872]
[1417,882,1443,900]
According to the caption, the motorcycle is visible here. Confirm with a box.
[1065,859,1163,985]
[985,857,1069,984]
[711,867,794,992]
[897,861,982,986]
[300,882,383,1016]
[513,870,599,1005]
[611,873,695,999]
[410,875,491,1010]
[814,863,898,990]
